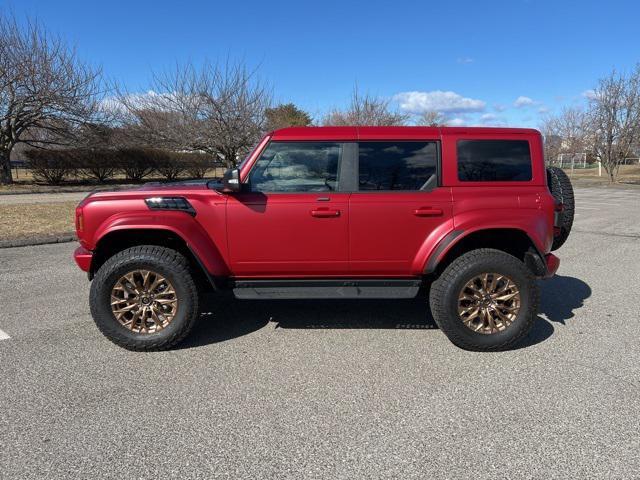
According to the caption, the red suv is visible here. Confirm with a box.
[74,127,574,351]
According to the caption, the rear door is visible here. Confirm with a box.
[226,141,351,277]
[349,140,453,276]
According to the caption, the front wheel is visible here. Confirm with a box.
[429,249,539,351]
[89,245,200,351]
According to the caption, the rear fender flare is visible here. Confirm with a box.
[421,211,549,274]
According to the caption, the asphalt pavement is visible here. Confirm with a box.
[0,185,639,479]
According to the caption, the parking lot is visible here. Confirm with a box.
[0,185,639,479]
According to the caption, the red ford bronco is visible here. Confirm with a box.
[73,127,574,351]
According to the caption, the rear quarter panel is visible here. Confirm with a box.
[428,129,555,263]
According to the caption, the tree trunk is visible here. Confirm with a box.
[0,149,13,184]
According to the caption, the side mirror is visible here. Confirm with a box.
[220,168,242,193]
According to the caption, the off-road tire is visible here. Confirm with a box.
[90,245,199,351]
[429,248,539,351]
[546,166,575,250]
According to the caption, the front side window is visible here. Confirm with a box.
[248,142,342,192]
[358,141,438,191]
[457,140,532,182]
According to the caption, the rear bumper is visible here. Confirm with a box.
[543,253,560,278]
[73,246,93,272]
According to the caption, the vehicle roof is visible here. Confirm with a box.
[270,126,541,141]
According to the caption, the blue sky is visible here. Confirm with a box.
[5,0,640,127]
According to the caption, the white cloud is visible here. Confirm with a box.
[101,90,176,113]
[476,113,508,126]
[394,90,486,114]
[447,117,466,126]
[493,104,507,112]
[538,106,550,114]
[582,89,598,100]
[513,96,535,108]
[457,57,474,64]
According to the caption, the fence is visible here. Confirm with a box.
[547,152,640,177]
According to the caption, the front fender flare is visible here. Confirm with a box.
[92,211,230,277]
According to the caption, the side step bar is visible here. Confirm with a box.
[233,279,422,300]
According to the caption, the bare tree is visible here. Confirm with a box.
[323,87,407,126]
[417,111,447,127]
[116,61,271,168]
[540,107,589,164]
[0,14,103,184]
[586,66,640,183]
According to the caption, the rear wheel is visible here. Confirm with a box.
[429,248,539,351]
[547,166,575,250]
[90,245,199,351]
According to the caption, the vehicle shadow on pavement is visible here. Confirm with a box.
[538,274,592,325]
[515,274,592,349]
[179,296,437,349]
[181,275,591,350]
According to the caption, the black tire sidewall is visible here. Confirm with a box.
[547,166,574,250]
[90,253,197,348]
[432,251,537,350]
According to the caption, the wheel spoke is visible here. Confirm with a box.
[494,291,519,302]
[141,270,152,290]
[111,269,178,334]
[458,273,521,335]
[485,310,497,333]
[112,303,138,315]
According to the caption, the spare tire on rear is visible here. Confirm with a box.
[546,166,575,250]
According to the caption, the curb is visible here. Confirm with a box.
[0,233,76,249]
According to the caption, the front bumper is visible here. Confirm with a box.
[73,246,93,272]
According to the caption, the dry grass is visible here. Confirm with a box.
[0,201,76,241]
[565,164,640,184]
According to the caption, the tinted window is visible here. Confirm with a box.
[358,142,437,191]
[457,140,532,182]
[249,142,341,192]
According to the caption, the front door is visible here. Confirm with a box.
[227,141,350,277]
[349,141,453,276]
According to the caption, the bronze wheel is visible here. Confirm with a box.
[110,269,178,334]
[457,273,521,335]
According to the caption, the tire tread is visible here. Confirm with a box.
[89,245,199,351]
[429,248,539,351]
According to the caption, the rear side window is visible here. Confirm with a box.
[457,140,532,182]
[358,141,437,191]
[248,142,342,192]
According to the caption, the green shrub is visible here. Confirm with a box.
[182,152,216,178]
[24,149,75,184]
[117,148,157,182]
[75,149,119,183]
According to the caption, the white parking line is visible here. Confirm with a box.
[0,329,10,341]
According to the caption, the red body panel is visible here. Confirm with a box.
[226,192,350,276]
[74,126,558,281]
[349,189,453,275]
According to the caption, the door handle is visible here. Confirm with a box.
[413,207,443,217]
[310,208,341,218]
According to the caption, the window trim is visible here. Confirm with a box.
[352,140,442,194]
[243,140,350,194]
[456,139,533,183]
